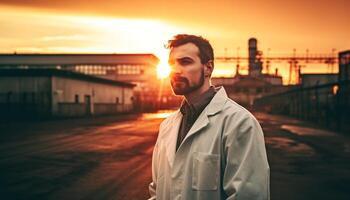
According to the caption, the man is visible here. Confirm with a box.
[149,34,270,200]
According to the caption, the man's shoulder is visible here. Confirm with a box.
[219,99,263,140]
[159,110,180,129]
[210,87,253,119]
[222,98,249,115]
[156,110,181,140]
[220,98,258,122]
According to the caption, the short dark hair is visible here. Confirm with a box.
[167,34,214,66]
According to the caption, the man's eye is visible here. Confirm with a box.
[180,60,192,65]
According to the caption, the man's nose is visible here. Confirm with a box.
[169,63,182,74]
[169,65,182,78]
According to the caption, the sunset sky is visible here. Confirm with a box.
[0,0,349,83]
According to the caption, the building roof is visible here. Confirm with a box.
[235,74,282,79]
[0,69,136,88]
[261,74,283,78]
[212,77,234,80]
[339,50,350,55]
[300,73,338,77]
[232,77,273,87]
[339,50,350,65]
[0,53,159,66]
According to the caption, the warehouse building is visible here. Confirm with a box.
[0,69,135,120]
[0,53,160,111]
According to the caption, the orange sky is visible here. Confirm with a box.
[0,0,349,83]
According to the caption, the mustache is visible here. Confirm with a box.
[170,75,188,82]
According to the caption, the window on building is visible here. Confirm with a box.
[116,97,120,104]
[115,64,143,75]
[75,94,79,103]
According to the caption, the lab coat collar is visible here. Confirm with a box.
[206,86,228,116]
[182,87,227,142]
[164,87,228,167]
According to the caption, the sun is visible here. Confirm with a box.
[156,51,171,79]
[157,61,171,79]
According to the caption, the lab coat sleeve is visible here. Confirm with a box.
[148,138,159,200]
[222,112,270,200]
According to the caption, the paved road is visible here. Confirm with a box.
[256,113,350,200]
[0,112,350,200]
[0,113,164,200]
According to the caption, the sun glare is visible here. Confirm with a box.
[156,50,171,79]
[157,61,171,79]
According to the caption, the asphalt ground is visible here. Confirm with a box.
[0,111,349,200]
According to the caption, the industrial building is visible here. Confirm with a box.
[337,50,350,129]
[339,50,350,81]
[300,73,338,87]
[253,49,350,133]
[0,53,161,111]
[0,69,135,120]
[212,38,288,108]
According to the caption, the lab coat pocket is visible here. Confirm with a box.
[192,152,219,190]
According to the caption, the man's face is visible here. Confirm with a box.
[168,43,205,95]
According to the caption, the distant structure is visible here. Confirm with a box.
[253,49,350,133]
[300,73,338,87]
[0,69,135,120]
[0,53,168,111]
[216,42,338,85]
[248,38,263,77]
[339,50,350,82]
[212,38,289,108]
[338,50,350,116]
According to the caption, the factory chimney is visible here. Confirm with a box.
[248,38,263,77]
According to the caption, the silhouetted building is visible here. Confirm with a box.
[212,38,285,108]
[212,76,290,108]
[251,49,350,133]
[0,69,135,120]
[300,73,338,87]
[337,50,350,131]
[339,50,350,81]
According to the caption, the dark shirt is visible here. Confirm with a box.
[176,86,217,151]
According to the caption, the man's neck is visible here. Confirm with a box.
[184,84,211,104]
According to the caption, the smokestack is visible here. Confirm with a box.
[248,38,257,73]
[248,38,262,77]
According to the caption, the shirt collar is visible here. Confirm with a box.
[180,86,217,115]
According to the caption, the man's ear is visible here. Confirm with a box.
[204,60,214,77]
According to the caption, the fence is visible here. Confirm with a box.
[254,81,350,133]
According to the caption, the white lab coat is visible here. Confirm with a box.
[149,87,270,200]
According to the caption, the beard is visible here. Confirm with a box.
[170,70,205,95]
